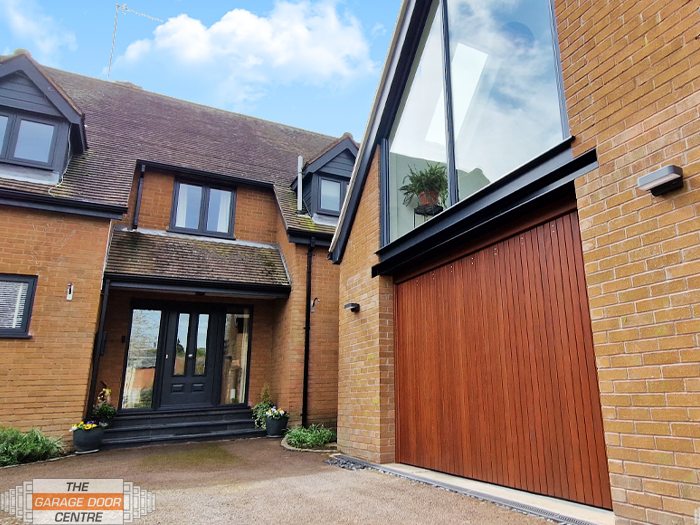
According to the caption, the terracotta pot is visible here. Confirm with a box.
[419,190,440,206]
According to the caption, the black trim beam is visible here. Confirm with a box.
[86,279,110,420]
[106,274,291,298]
[372,145,597,276]
[0,188,127,219]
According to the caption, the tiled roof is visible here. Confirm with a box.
[274,185,336,237]
[0,53,339,212]
[105,229,290,288]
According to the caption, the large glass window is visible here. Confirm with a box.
[386,0,565,243]
[122,309,162,409]
[448,0,564,201]
[220,309,251,405]
[172,181,234,237]
[388,0,447,242]
[0,274,37,338]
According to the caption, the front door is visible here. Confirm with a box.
[160,310,219,407]
[121,303,253,411]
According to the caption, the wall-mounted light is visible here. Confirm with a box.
[638,165,683,196]
[344,302,360,313]
[66,283,74,301]
[311,297,320,313]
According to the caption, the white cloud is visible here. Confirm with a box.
[114,1,376,106]
[0,0,77,64]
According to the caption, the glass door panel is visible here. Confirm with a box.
[173,313,189,376]
[220,309,251,405]
[195,314,209,375]
[122,309,162,409]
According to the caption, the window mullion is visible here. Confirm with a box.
[440,0,458,206]
[200,186,210,231]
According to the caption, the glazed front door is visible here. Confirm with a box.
[160,310,218,407]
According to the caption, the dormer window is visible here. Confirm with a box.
[320,178,344,214]
[0,112,58,167]
[0,53,88,185]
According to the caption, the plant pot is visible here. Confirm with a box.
[419,190,440,206]
[265,417,289,437]
[72,428,105,454]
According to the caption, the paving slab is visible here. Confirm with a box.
[0,438,549,525]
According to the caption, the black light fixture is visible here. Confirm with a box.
[344,302,360,313]
[638,165,683,196]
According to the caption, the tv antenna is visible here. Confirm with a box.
[108,4,163,81]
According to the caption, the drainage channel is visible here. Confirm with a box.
[327,454,609,525]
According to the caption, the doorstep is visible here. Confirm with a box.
[332,455,614,525]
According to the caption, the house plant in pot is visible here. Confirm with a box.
[399,163,448,213]
[265,407,290,437]
[70,421,107,454]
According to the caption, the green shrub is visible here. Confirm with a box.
[286,425,337,449]
[92,404,117,420]
[0,427,63,467]
[252,402,274,429]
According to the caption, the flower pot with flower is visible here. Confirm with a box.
[265,407,290,437]
[70,421,108,454]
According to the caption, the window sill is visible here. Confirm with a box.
[166,228,236,241]
[0,333,32,339]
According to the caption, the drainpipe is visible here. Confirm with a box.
[132,163,146,229]
[297,155,303,213]
[86,278,110,420]
[302,236,315,427]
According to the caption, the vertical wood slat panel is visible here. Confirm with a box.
[395,210,611,509]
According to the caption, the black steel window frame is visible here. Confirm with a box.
[0,109,68,171]
[169,180,237,239]
[0,274,38,339]
[317,176,348,216]
[379,0,570,248]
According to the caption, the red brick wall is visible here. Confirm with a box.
[559,1,700,523]
[234,186,278,244]
[337,146,395,462]
[0,207,111,439]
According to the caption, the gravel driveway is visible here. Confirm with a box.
[0,438,548,525]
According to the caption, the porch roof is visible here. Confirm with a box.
[105,228,290,288]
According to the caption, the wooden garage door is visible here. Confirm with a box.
[395,211,612,509]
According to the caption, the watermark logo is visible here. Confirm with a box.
[1,479,155,524]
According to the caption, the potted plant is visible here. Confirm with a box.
[92,404,117,425]
[70,421,107,454]
[265,407,290,437]
[399,163,448,210]
[252,383,274,430]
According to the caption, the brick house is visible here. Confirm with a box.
[0,50,356,447]
[330,0,700,523]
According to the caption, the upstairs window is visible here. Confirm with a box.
[0,111,59,168]
[319,178,347,215]
[171,181,235,238]
[386,0,566,243]
[0,274,37,338]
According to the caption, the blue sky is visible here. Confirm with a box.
[0,0,401,139]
